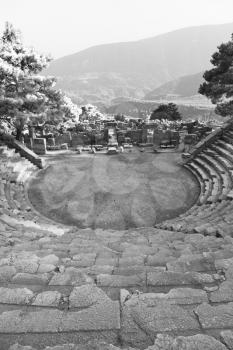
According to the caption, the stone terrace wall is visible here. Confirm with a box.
[183,117,233,163]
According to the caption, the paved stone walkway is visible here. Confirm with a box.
[0,220,233,349]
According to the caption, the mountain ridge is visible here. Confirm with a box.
[45,22,233,105]
[145,72,205,99]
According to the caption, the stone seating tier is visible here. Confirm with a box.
[1,124,233,349]
[159,118,233,239]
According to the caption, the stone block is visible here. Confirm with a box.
[0,287,33,305]
[195,302,233,329]
[130,288,207,306]
[61,301,120,331]
[0,309,61,333]
[49,267,93,286]
[88,265,114,275]
[118,256,144,267]
[113,266,165,276]
[0,300,120,333]
[120,305,151,349]
[147,254,175,266]
[9,344,36,350]
[69,284,110,308]
[151,334,227,350]
[16,260,38,274]
[121,300,199,347]
[40,254,59,265]
[221,330,233,350]
[37,263,56,273]
[97,273,146,287]
[0,265,16,282]
[32,291,62,307]
[167,255,214,273]
[215,257,233,271]
[12,273,49,285]
[147,271,215,286]
[133,303,199,333]
[72,253,96,267]
[95,258,117,266]
[210,281,233,303]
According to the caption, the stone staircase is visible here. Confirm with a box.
[0,133,44,169]
[1,137,233,349]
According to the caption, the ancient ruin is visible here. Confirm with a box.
[1,117,233,350]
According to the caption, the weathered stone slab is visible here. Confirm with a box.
[122,246,155,256]
[0,309,62,332]
[120,305,152,349]
[149,333,227,350]
[215,257,233,271]
[9,344,36,350]
[121,299,199,347]
[167,255,215,273]
[49,267,93,286]
[130,302,199,334]
[37,263,56,273]
[220,330,233,350]
[114,266,166,276]
[10,252,39,264]
[126,288,207,307]
[0,287,33,305]
[8,335,228,350]
[88,265,114,275]
[94,258,117,266]
[147,254,175,266]
[32,291,62,307]
[61,301,120,331]
[12,273,49,285]
[97,273,146,287]
[147,271,215,286]
[0,300,120,332]
[210,281,233,302]
[226,265,233,279]
[72,253,96,267]
[118,256,145,267]
[69,284,110,308]
[40,254,59,265]
[16,260,38,274]
[195,302,233,329]
[0,265,16,281]
[166,288,208,304]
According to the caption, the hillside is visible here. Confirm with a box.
[145,72,205,99]
[45,22,233,105]
[105,98,218,121]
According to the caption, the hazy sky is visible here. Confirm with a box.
[1,0,233,58]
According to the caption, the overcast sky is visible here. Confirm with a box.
[1,0,233,58]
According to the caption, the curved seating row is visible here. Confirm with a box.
[157,120,233,237]
[0,146,68,236]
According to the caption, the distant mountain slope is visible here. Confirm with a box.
[105,99,218,121]
[45,23,233,105]
[145,72,205,99]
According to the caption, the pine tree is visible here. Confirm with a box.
[150,103,182,121]
[199,34,233,117]
[0,22,78,139]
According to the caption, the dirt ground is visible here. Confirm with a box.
[28,150,200,230]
